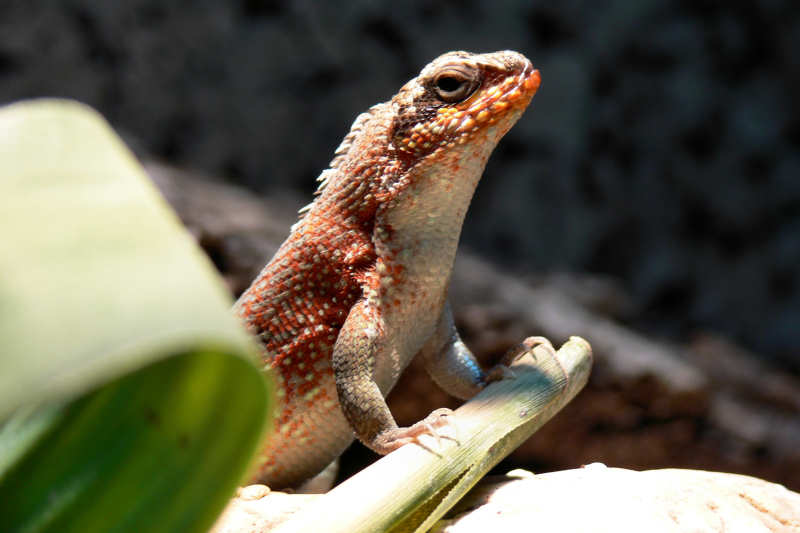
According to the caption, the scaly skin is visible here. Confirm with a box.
[235,50,541,488]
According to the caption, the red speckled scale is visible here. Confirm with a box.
[235,50,540,488]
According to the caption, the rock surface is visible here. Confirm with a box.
[435,466,800,533]
[210,467,800,532]
[211,485,316,533]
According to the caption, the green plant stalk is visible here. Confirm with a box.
[275,336,593,533]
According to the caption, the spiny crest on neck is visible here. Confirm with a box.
[296,102,390,220]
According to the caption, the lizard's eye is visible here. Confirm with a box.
[432,67,479,103]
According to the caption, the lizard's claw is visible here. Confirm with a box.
[484,363,517,383]
[373,407,458,454]
[503,336,556,364]
[485,336,556,384]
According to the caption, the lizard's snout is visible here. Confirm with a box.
[487,51,541,106]
[512,53,540,96]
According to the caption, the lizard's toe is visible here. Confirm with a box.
[372,408,457,454]
[501,336,555,365]
[485,335,555,384]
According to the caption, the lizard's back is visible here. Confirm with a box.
[235,186,379,486]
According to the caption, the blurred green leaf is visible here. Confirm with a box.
[0,99,271,533]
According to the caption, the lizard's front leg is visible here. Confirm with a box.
[418,302,485,400]
[420,301,556,399]
[332,300,451,454]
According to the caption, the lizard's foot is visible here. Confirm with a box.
[372,407,456,454]
[485,336,556,383]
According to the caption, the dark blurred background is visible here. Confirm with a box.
[3,1,799,488]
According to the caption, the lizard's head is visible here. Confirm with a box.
[390,50,540,165]
[306,50,539,226]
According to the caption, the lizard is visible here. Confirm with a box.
[234,50,542,489]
